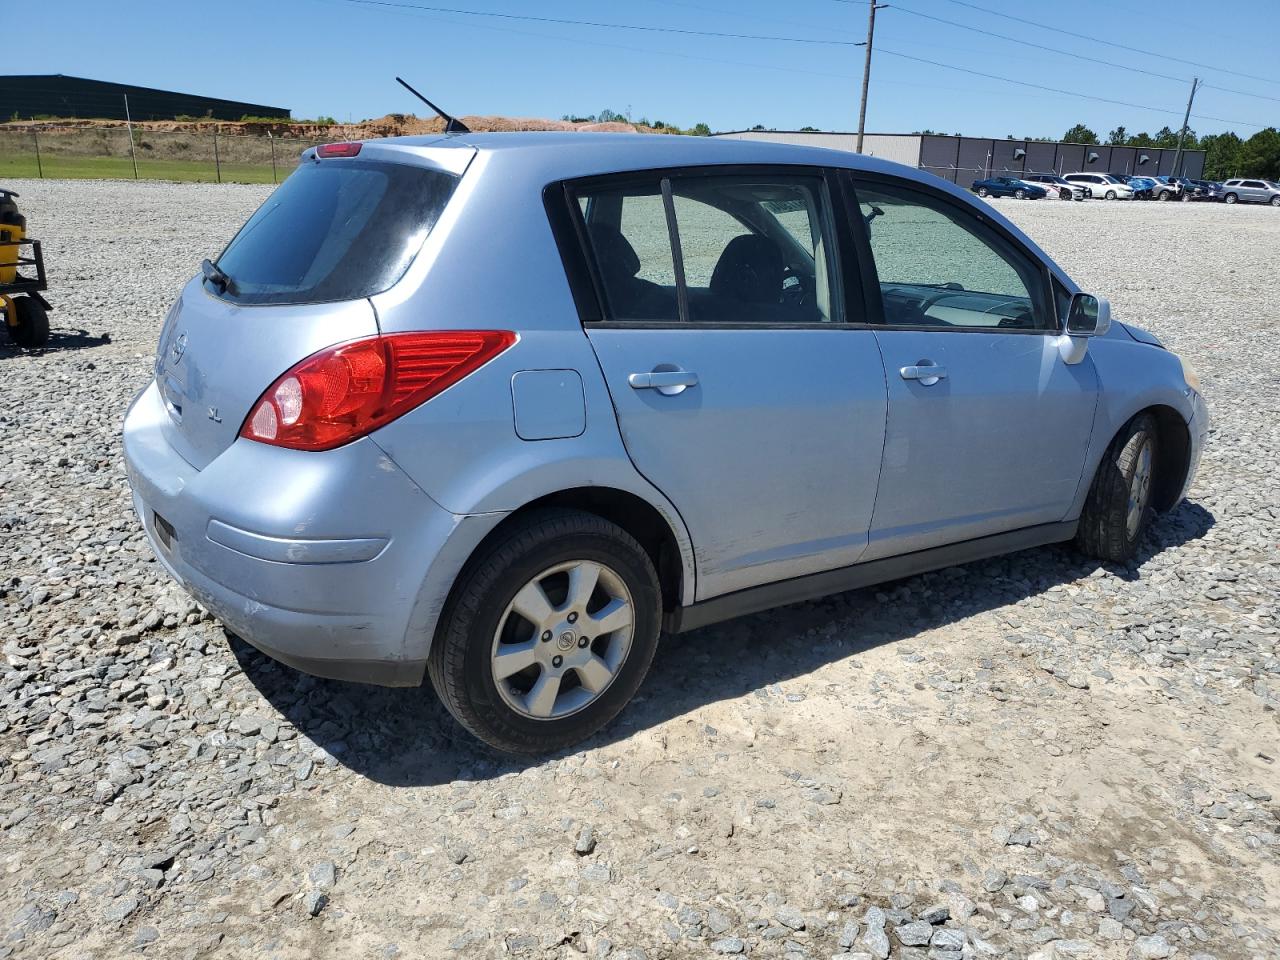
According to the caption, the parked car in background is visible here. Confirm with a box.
[1064,173,1134,199]
[970,176,1047,199]
[1168,177,1207,202]
[1220,179,1280,205]
[1180,179,1222,202]
[1125,176,1156,200]
[1021,173,1087,200]
[1151,176,1181,201]
[121,133,1208,752]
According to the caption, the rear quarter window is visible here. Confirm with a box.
[211,159,457,306]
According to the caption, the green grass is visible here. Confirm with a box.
[0,153,284,184]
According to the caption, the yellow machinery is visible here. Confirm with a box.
[1,189,50,348]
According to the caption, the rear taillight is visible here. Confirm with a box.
[240,331,516,451]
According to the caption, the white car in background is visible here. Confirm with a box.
[1064,173,1134,200]
[1021,173,1088,200]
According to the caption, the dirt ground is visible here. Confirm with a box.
[0,183,1276,960]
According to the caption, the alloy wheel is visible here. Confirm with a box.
[1125,439,1154,539]
[490,560,635,720]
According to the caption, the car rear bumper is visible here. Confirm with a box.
[123,381,505,686]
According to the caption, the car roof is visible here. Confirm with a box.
[362,130,931,180]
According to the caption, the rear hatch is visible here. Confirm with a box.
[154,144,470,470]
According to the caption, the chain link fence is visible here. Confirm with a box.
[0,126,331,184]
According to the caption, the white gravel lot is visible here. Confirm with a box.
[0,181,1277,960]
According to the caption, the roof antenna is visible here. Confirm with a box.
[395,76,470,134]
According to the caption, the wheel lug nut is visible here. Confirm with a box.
[578,637,589,648]
[552,655,563,668]
[541,631,551,642]
[567,612,578,624]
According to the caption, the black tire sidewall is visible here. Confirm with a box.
[430,512,661,754]
[10,297,49,348]
[1078,414,1159,563]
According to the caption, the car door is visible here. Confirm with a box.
[849,175,1100,560]
[562,167,888,600]
[1243,180,1267,201]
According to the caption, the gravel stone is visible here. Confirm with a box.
[0,185,1277,958]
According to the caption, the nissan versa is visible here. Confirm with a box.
[122,133,1208,754]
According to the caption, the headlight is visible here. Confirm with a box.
[1179,355,1201,392]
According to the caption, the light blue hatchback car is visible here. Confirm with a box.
[123,133,1208,753]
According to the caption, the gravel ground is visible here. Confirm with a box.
[1,181,1277,960]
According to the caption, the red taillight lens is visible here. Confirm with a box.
[240,331,516,451]
[316,141,362,158]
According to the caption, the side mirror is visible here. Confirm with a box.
[1067,293,1111,337]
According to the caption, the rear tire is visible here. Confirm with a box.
[977,186,990,197]
[6,297,49,348]
[1158,190,1171,201]
[1015,189,1026,200]
[427,509,662,755]
[1075,413,1159,564]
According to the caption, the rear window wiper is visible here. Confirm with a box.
[201,258,238,295]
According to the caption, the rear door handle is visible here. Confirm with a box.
[900,364,948,384]
[628,369,699,396]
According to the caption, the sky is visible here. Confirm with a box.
[27,0,1280,140]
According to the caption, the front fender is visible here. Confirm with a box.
[1065,334,1195,520]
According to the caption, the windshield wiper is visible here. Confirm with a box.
[201,258,237,295]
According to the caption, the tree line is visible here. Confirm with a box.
[1059,123,1279,181]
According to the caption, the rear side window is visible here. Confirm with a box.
[571,170,844,325]
[211,160,457,306]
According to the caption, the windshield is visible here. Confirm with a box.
[212,159,458,306]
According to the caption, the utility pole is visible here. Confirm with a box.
[1172,77,1198,177]
[856,3,888,153]
[123,94,139,180]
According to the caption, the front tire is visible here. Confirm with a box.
[1015,188,1026,200]
[1076,413,1159,564]
[1105,190,1117,200]
[1270,195,1280,207]
[1224,193,1238,204]
[428,509,662,754]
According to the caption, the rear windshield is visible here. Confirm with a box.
[210,159,457,305]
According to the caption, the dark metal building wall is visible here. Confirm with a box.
[1023,141,1057,175]
[919,135,962,183]
[990,139,1028,175]
[957,138,993,180]
[0,75,289,121]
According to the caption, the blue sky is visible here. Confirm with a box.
[30,0,1280,139]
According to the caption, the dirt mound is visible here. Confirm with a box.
[0,113,648,139]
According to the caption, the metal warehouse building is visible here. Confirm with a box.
[0,74,290,122]
[713,131,1206,183]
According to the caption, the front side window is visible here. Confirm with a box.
[856,180,1050,331]
[573,171,842,325]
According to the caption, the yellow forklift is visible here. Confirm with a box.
[0,189,50,348]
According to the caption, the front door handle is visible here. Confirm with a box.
[628,369,699,396]
[900,363,948,385]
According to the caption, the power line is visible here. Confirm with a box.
[328,0,861,44]
[932,0,1280,88]
[1200,82,1280,106]
[875,47,1269,129]
[889,4,1188,85]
